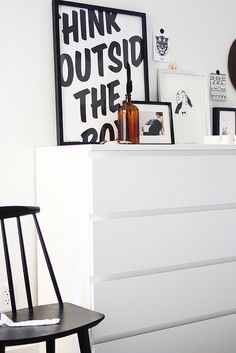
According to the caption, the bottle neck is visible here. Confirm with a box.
[124,94,131,103]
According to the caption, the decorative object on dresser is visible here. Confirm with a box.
[118,63,139,144]
[52,0,149,145]
[0,206,104,353]
[158,70,210,144]
[132,101,174,144]
[213,107,236,136]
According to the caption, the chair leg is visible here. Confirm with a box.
[46,339,55,353]
[0,345,5,353]
[78,329,92,353]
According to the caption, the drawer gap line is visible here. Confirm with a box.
[93,307,236,345]
[92,255,236,283]
[90,202,236,221]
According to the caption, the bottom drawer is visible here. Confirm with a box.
[93,262,236,339]
[94,314,236,353]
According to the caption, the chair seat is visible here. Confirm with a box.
[0,302,104,346]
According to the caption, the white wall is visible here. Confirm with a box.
[0,0,236,318]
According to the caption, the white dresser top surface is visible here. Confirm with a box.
[37,143,236,153]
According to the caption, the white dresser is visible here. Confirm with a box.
[36,144,236,353]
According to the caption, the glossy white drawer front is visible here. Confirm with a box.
[92,209,236,277]
[93,262,236,339]
[90,153,236,214]
[94,313,236,353]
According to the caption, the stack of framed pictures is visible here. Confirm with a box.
[53,1,213,146]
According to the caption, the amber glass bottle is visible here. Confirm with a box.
[118,94,139,144]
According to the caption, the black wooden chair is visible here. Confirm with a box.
[0,206,104,353]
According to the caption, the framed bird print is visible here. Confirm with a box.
[158,70,210,144]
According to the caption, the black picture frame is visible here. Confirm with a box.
[213,107,236,135]
[52,0,150,145]
[132,101,175,144]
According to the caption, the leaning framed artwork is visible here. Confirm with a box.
[158,70,210,144]
[52,0,149,145]
[213,107,236,135]
[133,101,175,144]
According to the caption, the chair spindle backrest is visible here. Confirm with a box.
[0,206,63,315]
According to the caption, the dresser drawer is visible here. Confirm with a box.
[92,209,236,277]
[92,262,236,339]
[94,313,236,353]
[91,153,236,214]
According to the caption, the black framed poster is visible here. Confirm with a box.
[52,0,149,144]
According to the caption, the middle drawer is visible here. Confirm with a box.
[91,209,236,277]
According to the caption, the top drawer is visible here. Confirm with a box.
[90,152,236,214]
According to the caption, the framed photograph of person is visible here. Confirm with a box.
[158,70,210,144]
[213,107,236,135]
[132,101,175,144]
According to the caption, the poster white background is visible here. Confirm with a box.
[59,5,147,142]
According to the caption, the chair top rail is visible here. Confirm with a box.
[0,206,40,219]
